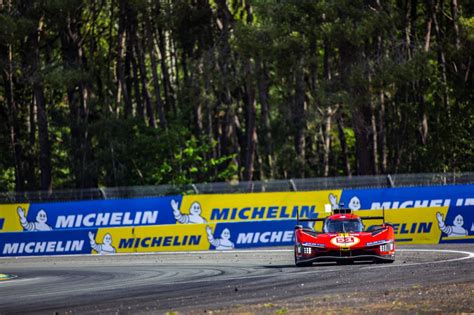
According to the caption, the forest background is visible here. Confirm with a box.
[0,0,472,192]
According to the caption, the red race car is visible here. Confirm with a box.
[294,207,395,266]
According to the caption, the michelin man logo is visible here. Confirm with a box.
[206,226,234,250]
[17,206,52,231]
[171,200,207,224]
[89,232,116,254]
[328,193,361,211]
[348,196,361,210]
[328,193,339,210]
[436,212,468,237]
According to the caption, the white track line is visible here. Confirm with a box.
[0,248,472,286]
[359,248,474,269]
[141,248,474,285]
[0,248,473,259]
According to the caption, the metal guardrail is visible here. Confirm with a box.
[0,172,473,204]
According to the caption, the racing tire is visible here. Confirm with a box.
[294,250,312,267]
[295,260,313,267]
[379,254,395,264]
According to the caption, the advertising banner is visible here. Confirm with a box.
[0,197,181,232]
[177,190,341,223]
[0,190,341,232]
[339,184,474,243]
[0,184,472,257]
[0,205,449,257]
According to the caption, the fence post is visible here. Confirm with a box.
[289,179,297,192]
[387,174,395,188]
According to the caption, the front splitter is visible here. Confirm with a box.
[296,254,395,264]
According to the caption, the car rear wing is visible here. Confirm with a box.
[296,207,386,225]
[297,218,326,222]
[361,206,386,223]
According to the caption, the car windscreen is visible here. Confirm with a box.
[324,219,363,233]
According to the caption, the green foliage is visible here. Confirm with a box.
[0,0,472,192]
[459,17,474,42]
[91,117,237,187]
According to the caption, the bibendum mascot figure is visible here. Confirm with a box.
[348,196,361,210]
[206,226,234,250]
[328,193,339,210]
[89,232,116,254]
[171,199,207,224]
[436,212,468,237]
[17,206,52,231]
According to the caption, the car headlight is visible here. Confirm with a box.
[303,247,312,254]
[380,242,394,252]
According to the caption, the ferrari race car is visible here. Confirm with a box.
[294,207,395,266]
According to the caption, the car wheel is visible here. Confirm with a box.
[296,260,313,267]
[294,249,312,267]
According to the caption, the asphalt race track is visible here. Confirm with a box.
[0,244,473,314]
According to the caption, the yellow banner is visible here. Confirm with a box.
[90,224,214,253]
[178,190,341,223]
[0,204,31,232]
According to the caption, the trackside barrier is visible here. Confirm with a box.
[0,184,472,256]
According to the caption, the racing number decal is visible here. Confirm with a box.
[330,235,360,247]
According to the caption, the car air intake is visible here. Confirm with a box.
[333,208,352,214]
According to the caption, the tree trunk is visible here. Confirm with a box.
[353,108,372,175]
[27,88,37,189]
[337,114,351,176]
[256,60,274,178]
[322,107,333,177]
[124,42,133,117]
[60,13,95,188]
[34,81,52,192]
[428,0,449,109]
[27,18,52,192]
[136,31,157,129]
[293,61,306,177]
[130,50,143,119]
[154,2,175,113]
[404,0,413,59]
[370,101,379,175]
[115,0,132,116]
[145,15,167,129]
[450,0,461,50]
[368,73,379,175]
[424,13,432,52]
[1,41,25,191]
[243,60,257,181]
[378,91,388,173]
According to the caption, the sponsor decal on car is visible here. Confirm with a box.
[330,234,360,247]
[302,242,325,248]
[366,240,390,246]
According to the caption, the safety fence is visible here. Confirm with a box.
[0,184,472,257]
[1,172,473,203]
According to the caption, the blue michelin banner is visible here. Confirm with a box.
[209,220,296,250]
[1,196,182,232]
[29,197,182,229]
[339,184,474,243]
[0,230,95,256]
